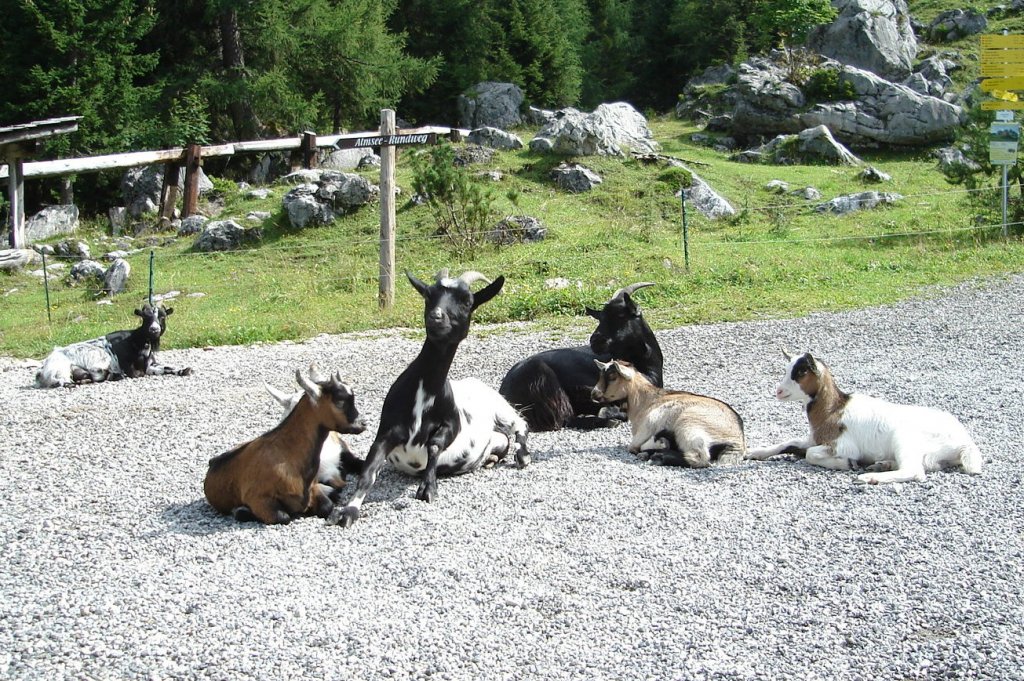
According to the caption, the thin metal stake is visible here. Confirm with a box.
[41,251,52,324]
[681,190,690,272]
[1002,165,1009,238]
[148,250,155,306]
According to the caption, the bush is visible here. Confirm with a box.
[804,68,856,103]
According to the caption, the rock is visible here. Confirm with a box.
[487,216,547,245]
[860,166,892,182]
[193,220,263,252]
[246,211,272,222]
[815,191,902,214]
[109,207,128,236]
[247,153,290,185]
[792,187,822,201]
[357,154,381,169]
[529,102,659,156]
[928,9,987,42]
[739,126,861,165]
[245,188,272,200]
[467,127,524,150]
[281,169,322,185]
[103,250,132,261]
[25,205,79,242]
[283,185,334,228]
[177,215,209,237]
[69,260,106,283]
[458,82,524,130]
[53,239,91,260]
[551,163,603,193]
[318,171,378,211]
[121,165,212,218]
[103,258,131,295]
[525,106,555,126]
[807,0,917,81]
[765,180,790,193]
[668,156,734,219]
[544,277,581,290]
[0,249,42,272]
[321,148,380,171]
[453,145,495,166]
[934,146,981,174]
[911,55,957,97]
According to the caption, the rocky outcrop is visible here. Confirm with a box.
[0,249,42,272]
[467,127,524,150]
[815,191,902,214]
[806,0,917,81]
[121,165,212,219]
[529,103,659,156]
[280,170,378,229]
[737,125,862,165]
[551,163,603,192]
[193,220,263,252]
[25,205,79,242]
[458,82,524,130]
[487,216,547,245]
[927,9,987,42]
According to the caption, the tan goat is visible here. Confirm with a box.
[204,366,366,524]
[591,359,746,467]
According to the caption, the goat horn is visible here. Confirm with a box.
[435,268,450,283]
[295,368,321,402]
[611,282,655,300]
[307,363,327,384]
[458,271,492,286]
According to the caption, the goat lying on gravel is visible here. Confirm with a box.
[35,304,191,388]
[329,270,530,528]
[746,350,983,484]
[204,366,366,524]
[499,282,663,431]
[265,382,365,496]
[591,359,746,467]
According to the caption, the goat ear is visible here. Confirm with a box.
[621,292,640,315]
[471,275,505,310]
[406,271,430,299]
[594,359,610,371]
[164,306,174,317]
[782,347,794,361]
[134,308,144,317]
[585,307,602,320]
[264,383,292,407]
[804,353,820,375]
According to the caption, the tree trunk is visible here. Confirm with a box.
[219,8,260,140]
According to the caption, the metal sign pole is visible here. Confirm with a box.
[1003,164,1009,238]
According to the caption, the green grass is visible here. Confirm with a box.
[3,116,1023,359]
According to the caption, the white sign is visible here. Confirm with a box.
[996,110,1015,122]
[990,122,1020,164]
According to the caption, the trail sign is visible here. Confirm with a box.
[990,122,1020,164]
[335,132,437,150]
[982,34,1024,48]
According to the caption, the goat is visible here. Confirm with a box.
[264,382,365,496]
[745,350,983,483]
[591,359,746,467]
[499,283,663,431]
[328,270,530,528]
[204,366,366,524]
[35,304,191,388]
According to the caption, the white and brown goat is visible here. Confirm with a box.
[591,359,746,467]
[204,366,366,524]
[746,351,983,484]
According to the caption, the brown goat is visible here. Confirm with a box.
[591,359,746,467]
[204,366,366,524]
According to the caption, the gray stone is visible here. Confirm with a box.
[193,220,263,252]
[53,239,91,260]
[860,166,892,182]
[103,258,131,295]
[281,169,322,185]
[121,165,212,218]
[458,82,524,130]
[318,171,378,211]
[283,185,334,229]
[109,207,128,236]
[467,127,524,150]
[670,157,734,219]
[551,163,603,193]
[488,216,547,245]
[357,154,381,169]
[928,9,987,42]
[69,259,106,283]
[321,148,380,171]
[25,205,79,242]
[245,188,272,200]
[934,146,981,174]
[525,106,555,126]
[246,211,272,222]
[529,103,659,156]
[807,0,917,80]
[0,248,42,272]
[453,145,495,166]
[177,215,209,237]
[792,187,823,201]
[740,126,861,165]
[814,191,902,214]
[103,250,132,261]
[248,153,290,185]
[765,180,790,194]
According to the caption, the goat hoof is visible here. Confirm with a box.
[415,482,437,503]
[515,452,531,468]
[179,367,193,376]
[327,506,360,527]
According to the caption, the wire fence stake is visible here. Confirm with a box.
[41,251,52,324]
[148,250,155,307]
[681,190,690,272]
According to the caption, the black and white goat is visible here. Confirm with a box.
[499,283,663,431]
[328,270,530,528]
[746,351,983,483]
[265,382,365,496]
[34,304,191,388]
[591,359,746,467]
[205,365,366,524]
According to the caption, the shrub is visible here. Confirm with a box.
[804,68,856,103]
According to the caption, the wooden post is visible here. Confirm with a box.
[6,149,25,248]
[301,131,318,169]
[379,109,397,309]
[158,163,181,227]
[58,176,73,205]
[180,144,202,218]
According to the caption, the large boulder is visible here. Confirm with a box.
[458,82,524,130]
[551,163,603,192]
[194,220,263,252]
[121,164,213,218]
[102,257,131,295]
[529,103,660,156]
[740,126,862,165]
[320,148,380,171]
[467,127,524,150]
[927,9,987,42]
[25,205,79,242]
[280,171,378,229]
[815,191,902,214]
[806,0,917,81]
[730,57,964,147]
[0,248,42,272]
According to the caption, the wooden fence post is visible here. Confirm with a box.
[159,163,181,227]
[379,110,397,308]
[6,149,25,248]
[301,131,318,169]
[180,144,202,218]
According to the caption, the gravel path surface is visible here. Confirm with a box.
[2,274,1023,680]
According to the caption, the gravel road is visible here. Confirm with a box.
[2,274,1022,680]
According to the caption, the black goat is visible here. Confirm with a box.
[35,304,192,388]
[498,283,662,431]
[329,270,530,528]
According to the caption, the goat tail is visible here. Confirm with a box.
[960,442,983,475]
[340,448,366,476]
[501,360,573,432]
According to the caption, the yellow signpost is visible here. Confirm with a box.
[980,35,1024,236]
